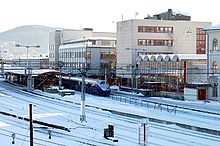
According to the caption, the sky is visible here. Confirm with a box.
[0,0,220,33]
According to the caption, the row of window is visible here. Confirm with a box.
[138,39,173,46]
[138,26,173,33]
[196,28,206,54]
[59,52,86,58]
[196,28,206,34]
[49,45,56,50]
[59,51,116,59]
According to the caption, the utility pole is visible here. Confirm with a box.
[79,69,87,122]
[54,61,64,89]
[0,59,4,77]
[29,104,33,146]
[138,119,149,146]
[131,65,134,93]
[105,68,107,84]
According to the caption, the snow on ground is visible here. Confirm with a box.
[0,80,220,146]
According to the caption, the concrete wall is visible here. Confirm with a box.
[184,88,198,101]
[49,30,61,64]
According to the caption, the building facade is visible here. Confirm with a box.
[59,37,116,77]
[205,24,220,101]
[116,19,211,79]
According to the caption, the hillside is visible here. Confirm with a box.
[0,25,56,57]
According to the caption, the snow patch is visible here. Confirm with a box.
[0,121,10,127]
[23,113,65,119]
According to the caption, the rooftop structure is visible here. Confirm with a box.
[145,9,191,21]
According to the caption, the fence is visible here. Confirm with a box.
[108,94,177,114]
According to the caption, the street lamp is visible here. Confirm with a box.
[15,44,40,68]
[15,43,40,91]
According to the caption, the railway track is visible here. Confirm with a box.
[1,80,220,145]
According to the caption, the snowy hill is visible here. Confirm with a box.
[0,25,56,56]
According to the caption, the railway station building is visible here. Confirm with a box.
[205,24,220,101]
[116,17,211,99]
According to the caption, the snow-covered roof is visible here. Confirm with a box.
[137,54,207,62]
[5,69,59,75]
[204,24,220,31]
[63,37,116,44]
[13,56,48,60]
[173,11,190,16]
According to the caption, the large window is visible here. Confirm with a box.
[138,26,173,33]
[212,38,218,51]
[213,61,218,74]
[196,28,206,54]
[138,39,173,46]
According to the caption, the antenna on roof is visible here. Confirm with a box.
[135,12,139,19]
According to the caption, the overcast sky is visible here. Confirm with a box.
[0,0,219,33]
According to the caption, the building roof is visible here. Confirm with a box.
[137,54,207,62]
[204,24,220,31]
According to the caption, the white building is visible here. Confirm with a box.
[49,28,115,67]
[116,19,211,77]
[205,24,220,101]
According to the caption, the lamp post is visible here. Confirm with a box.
[125,48,137,93]
[15,44,40,91]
